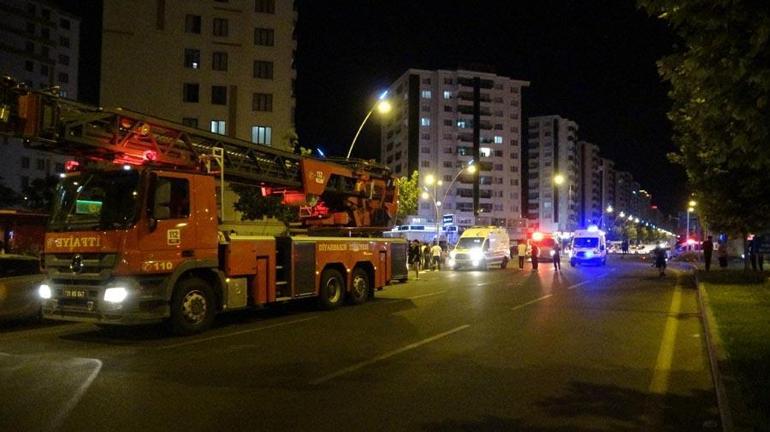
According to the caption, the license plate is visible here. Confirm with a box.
[63,288,87,298]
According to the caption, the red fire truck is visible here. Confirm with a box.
[0,77,407,334]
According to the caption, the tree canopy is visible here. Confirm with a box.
[395,170,419,223]
[638,0,770,236]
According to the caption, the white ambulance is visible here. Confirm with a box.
[448,226,510,270]
[569,227,608,266]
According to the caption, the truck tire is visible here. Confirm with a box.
[319,268,345,310]
[348,268,370,305]
[168,277,216,335]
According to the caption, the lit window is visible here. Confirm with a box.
[184,48,200,69]
[494,136,503,144]
[480,147,491,157]
[457,120,467,128]
[420,118,430,127]
[251,126,272,146]
[443,91,452,99]
[421,90,431,99]
[210,120,226,135]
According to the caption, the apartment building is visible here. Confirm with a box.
[380,68,529,229]
[100,0,296,149]
[0,0,79,194]
[578,140,602,228]
[526,115,580,233]
[600,157,617,228]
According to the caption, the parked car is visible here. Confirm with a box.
[0,255,45,321]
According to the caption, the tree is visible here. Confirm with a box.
[22,176,58,211]
[638,0,770,249]
[0,177,20,207]
[230,184,298,224]
[395,170,419,223]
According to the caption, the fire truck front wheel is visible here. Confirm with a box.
[347,268,370,305]
[319,268,345,310]
[168,277,216,335]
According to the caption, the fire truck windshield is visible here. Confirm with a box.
[48,170,141,232]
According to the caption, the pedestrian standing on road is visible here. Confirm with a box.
[654,244,667,277]
[421,243,431,271]
[531,243,539,271]
[702,235,714,271]
[552,242,562,272]
[408,240,421,280]
[748,237,759,271]
[621,239,629,258]
[517,241,528,270]
[430,242,443,271]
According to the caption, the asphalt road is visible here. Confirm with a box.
[0,257,720,431]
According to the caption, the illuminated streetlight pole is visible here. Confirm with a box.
[346,91,392,160]
[423,161,476,243]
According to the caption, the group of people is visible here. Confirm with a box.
[512,241,562,272]
[407,240,444,280]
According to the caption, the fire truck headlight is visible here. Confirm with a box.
[104,287,128,304]
[38,284,52,299]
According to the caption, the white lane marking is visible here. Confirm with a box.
[158,316,319,350]
[0,323,92,342]
[310,324,471,385]
[408,291,446,300]
[511,294,553,311]
[566,269,614,290]
[649,284,683,394]
[48,357,103,431]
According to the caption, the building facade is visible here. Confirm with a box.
[380,68,529,229]
[0,0,78,193]
[600,157,616,227]
[100,0,296,149]
[578,140,602,228]
[526,115,580,233]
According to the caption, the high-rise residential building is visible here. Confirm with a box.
[578,141,602,228]
[615,170,634,216]
[526,115,580,233]
[380,68,529,229]
[0,0,79,194]
[100,0,296,149]
[600,157,617,228]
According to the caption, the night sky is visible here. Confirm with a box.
[60,0,686,215]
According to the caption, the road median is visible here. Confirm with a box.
[696,269,770,431]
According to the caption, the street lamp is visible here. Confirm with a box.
[686,201,696,246]
[422,161,477,243]
[553,173,565,185]
[346,90,392,159]
[619,211,625,218]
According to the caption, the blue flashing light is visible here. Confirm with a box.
[316,148,326,158]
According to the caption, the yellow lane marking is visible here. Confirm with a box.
[649,283,682,394]
[310,324,471,385]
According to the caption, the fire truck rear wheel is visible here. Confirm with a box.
[319,268,345,310]
[168,277,215,335]
[348,268,370,305]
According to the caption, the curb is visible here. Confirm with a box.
[694,271,734,432]
[694,270,755,432]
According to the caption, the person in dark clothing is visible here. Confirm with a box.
[654,244,667,277]
[552,242,562,271]
[702,236,714,271]
[531,243,540,271]
[621,239,629,258]
[408,240,421,280]
[749,237,759,271]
